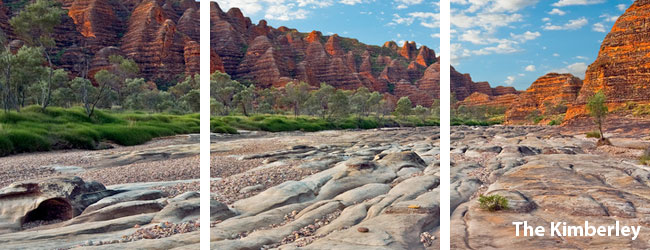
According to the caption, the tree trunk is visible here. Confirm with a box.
[41,47,54,112]
[294,102,299,117]
[242,102,249,116]
[598,119,604,140]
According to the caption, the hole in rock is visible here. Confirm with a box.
[22,198,73,227]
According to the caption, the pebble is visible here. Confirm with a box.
[357,227,369,233]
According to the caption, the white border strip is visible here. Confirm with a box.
[200,1,211,249]
[440,0,451,248]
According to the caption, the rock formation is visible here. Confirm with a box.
[211,128,440,249]
[0,176,115,233]
[210,2,440,106]
[458,92,518,108]
[566,0,650,120]
[505,73,582,124]
[0,1,11,38]
[2,0,200,83]
[451,126,650,248]
[451,66,517,102]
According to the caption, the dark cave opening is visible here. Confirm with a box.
[22,198,74,226]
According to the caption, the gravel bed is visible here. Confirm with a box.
[79,156,199,186]
[211,160,318,205]
[0,136,199,188]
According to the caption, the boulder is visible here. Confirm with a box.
[0,176,115,233]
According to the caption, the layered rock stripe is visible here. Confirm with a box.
[210,2,440,106]
[2,0,199,82]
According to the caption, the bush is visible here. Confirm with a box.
[586,131,601,138]
[548,120,561,126]
[7,130,51,153]
[54,126,100,149]
[94,125,154,146]
[0,134,14,156]
[641,148,650,165]
[478,194,509,212]
[0,107,199,155]
[211,120,238,134]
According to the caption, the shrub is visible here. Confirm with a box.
[640,148,650,165]
[7,130,51,153]
[54,126,100,149]
[548,120,561,126]
[0,134,14,156]
[641,155,650,165]
[586,131,600,138]
[478,194,509,212]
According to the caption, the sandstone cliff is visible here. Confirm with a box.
[451,66,518,102]
[0,1,11,38]
[3,0,200,83]
[506,73,582,124]
[210,2,439,106]
[458,92,519,108]
[565,0,650,120]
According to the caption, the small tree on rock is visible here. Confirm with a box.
[586,90,611,146]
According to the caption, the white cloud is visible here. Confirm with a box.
[617,4,627,11]
[451,43,472,65]
[451,0,538,62]
[340,0,364,5]
[452,12,523,33]
[452,0,537,13]
[297,0,334,8]
[548,8,566,16]
[510,31,540,42]
[599,14,618,22]
[459,30,487,44]
[552,0,604,7]
[217,0,348,21]
[394,0,423,8]
[390,12,440,29]
[553,53,560,57]
[265,5,309,21]
[525,65,536,72]
[217,0,264,15]
[552,62,588,78]
[542,17,551,22]
[396,0,423,4]
[574,55,588,60]
[543,17,588,30]
[489,0,538,13]
[505,76,516,85]
[592,22,606,32]
[472,41,520,55]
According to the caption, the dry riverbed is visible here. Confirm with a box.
[450,125,650,249]
[0,135,202,249]
[211,127,441,249]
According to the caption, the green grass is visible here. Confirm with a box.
[586,131,601,138]
[0,106,199,156]
[640,148,650,166]
[641,154,650,166]
[478,194,509,212]
[451,117,501,126]
[211,114,439,134]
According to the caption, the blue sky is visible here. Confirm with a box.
[214,0,440,53]
[452,0,634,90]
